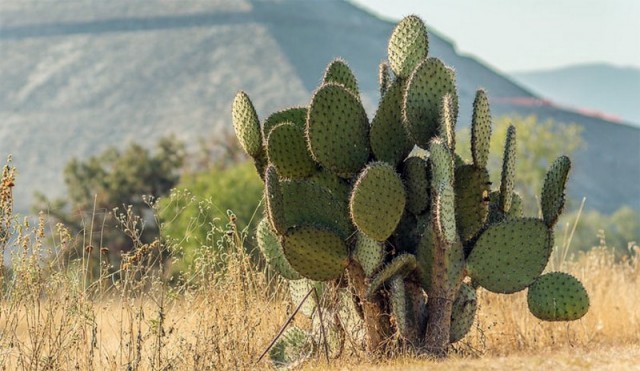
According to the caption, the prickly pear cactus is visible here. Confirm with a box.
[231,15,589,360]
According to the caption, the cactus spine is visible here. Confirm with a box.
[232,15,589,358]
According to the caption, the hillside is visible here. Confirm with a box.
[512,63,640,126]
[0,0,638,214]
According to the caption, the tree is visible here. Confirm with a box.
[34,137,185,271]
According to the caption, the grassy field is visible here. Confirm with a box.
[0,164,638,370]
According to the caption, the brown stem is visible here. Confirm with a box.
[424,296,454,357]
[346,262,391,353]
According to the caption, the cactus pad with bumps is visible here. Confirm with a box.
[306,83,370,177]
[454,165,490,242]
[499,125,517,213]
[265,166,287,235]
[401,156,430,215]
[527,272,589,321]
[350,162,406,241]
[404,58,457,148]
[323,59,359,94]
[387,15,428,79]
[267,122,317,179]
[370,79,413,166]
[471,90,492,168]
[283,225,349,281]
[541,156,571,227]
[263,107,308,139]
[354,232,386,277]
[282,179,352,239]
[467,218,552,294]
[232,91,262,158]
[449,283,477,343]
[257,218,301,280]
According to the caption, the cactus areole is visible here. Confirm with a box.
[232,15,589,358]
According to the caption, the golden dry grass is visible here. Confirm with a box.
[0,162,638,370]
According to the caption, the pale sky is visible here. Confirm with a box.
[350,0,640,73]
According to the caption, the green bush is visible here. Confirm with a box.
[159,161,263,276]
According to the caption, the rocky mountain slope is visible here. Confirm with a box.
[1,0,638,213]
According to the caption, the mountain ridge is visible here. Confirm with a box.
[0,0,637,214]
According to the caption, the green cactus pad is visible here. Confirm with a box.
[283,225,349,281]
[438,94,457,153]
[499,125,517,213]
[267,122,317,179]
[370,79,413,166]
[450,283,477,343]
[467,218,553,294]
[308,168,351,201]
[323,58,359,94]
[388,15,428,79]
[416,219,435,290]
[454,165,490,242]
[404,58,457,148]
[257,218,301,280]
[265,166,287,235]
[354,231,386,277]
[471,89,492,168]
[390,275,416,341]
[306,83,370,177]
[282,179,352,239]
[401,156,430,215]
[394,211,428,255]
[263,107,308,139]
[366,254,417,299]
[289,278,323,317]
[379,62,391,97]
[433,181,457,246]
[350,162,407,241]
[269,325,313,367]
[429,138,454,187]
[527,272,589,321]
[541,156,571,228]
[232,91,262,158]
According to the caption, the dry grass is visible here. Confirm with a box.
[0,160,639,370]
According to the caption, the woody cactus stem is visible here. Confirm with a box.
[232,14,589,359]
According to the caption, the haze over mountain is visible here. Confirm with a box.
[0,0,638,214]
[512,64,640,126]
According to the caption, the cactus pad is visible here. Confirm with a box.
[433,181,457,246]
[289,278,323,317]
[306,83,370,177]
[370,79,413,166]
[471,89,492,168]
[467,218,553,294]
[454,165,490,242]
[257,218,301,280]
[404,58,457,148]
[429,138,454,187]
[379,62,391,97]
[438,94,457,152]
[401,156,430,215]
[267,122,317,179]
[232,91,262,158]
[390,276,416,341]
[499,125,517,213]
[449,283,477,343]
[366,253,417,299]
[323,58,359,94]
[354,232,386,277]
[350,162,406,241]
[487,190,523,224]
[527,272,589,321]
[282,179,353,239]
[387,15,428,79]
[308,168,351,201]
[263,107,308,139]
[265,166,287,235]
[541,156,571,227]
[283,225,349,281]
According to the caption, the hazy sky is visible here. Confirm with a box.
[350,0,640,72]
